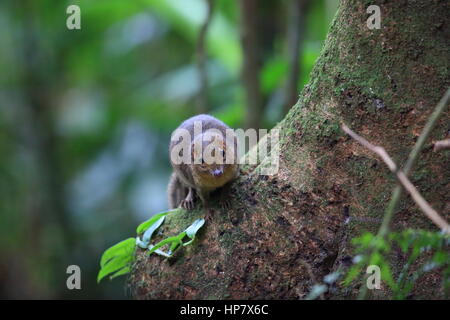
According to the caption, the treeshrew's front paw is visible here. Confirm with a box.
[180,199,194,211]
[219,198,231,211]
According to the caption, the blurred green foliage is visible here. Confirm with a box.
[0,0,337,298]
[345,230,450,299]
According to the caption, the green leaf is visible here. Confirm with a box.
[147,218,206,257]
[343,264,363,286]
[170,232,186,252]
[432,251,448,265]
[352,232,374,250]
[98,237,136,283]
[100,238,135,268]
[142,216,165,243]
[136,209,179,235]
[380,261,396,290]
[182,218,205,246]
[369,251,384,266]
[150,246,172,258]
[148,234,183,254]
[306,284,328,300]
[110,266,131,280]
[185,218,205,239]
[324,271,341,284]
[97,253,134,283]
[136,236,149,249]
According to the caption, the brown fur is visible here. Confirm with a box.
[168,114,239,210]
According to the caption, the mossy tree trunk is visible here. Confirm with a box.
[130,0,449,299]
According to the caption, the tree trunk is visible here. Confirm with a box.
[129,0,449,299]
[283,0,310,116]
[239,0,264,129]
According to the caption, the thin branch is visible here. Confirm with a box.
[433,138,450,152]
[196,0,214,114]
[342,124,450,234]
[379,87,450,239]
[396,171,449,233]
[342,125,397,172]
[344,88,449,300]
[299,259,325,300]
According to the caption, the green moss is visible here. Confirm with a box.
[411,166,434,184]
[165,208,204,231]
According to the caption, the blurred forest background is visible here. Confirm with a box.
[0,0,338,299]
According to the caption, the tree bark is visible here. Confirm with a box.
[130,0,450,299]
